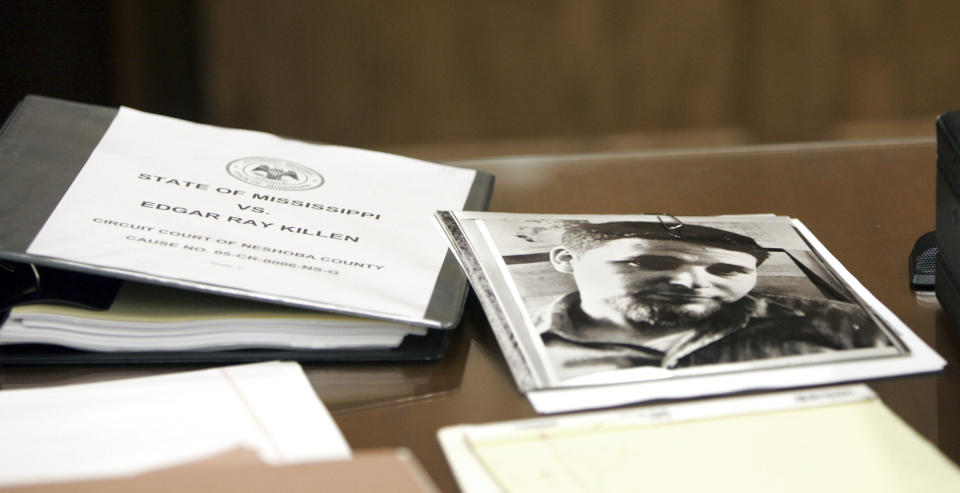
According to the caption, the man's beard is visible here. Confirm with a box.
[608,294,723,327]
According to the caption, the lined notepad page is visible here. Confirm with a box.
[443,385,960,493]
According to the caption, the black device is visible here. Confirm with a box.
[935,110,960,325]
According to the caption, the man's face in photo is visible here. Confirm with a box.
[553,238,759,326]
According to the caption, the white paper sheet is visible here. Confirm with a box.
[0,361,350,488]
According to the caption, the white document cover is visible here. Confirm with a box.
[26,108,481,327]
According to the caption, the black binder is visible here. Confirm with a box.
[0,96,493,364]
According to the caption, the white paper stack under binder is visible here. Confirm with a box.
[0,95,493,363]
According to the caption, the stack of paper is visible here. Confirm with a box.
[435,212,945,413]
[1,281,425,351]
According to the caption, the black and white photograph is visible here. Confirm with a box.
[436,211,941,412]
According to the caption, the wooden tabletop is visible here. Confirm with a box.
[2,137,956,492]
[331,137,960,492]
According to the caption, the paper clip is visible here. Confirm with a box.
[656,214,684,238]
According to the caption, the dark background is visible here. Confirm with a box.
[3,1,960,160]
[0,1,201,122]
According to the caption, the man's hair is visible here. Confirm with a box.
[559,221,770,264]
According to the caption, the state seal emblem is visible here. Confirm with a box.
[226,157,324,191]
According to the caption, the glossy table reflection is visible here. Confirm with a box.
[336,137,959,492]
[2,137,959,493]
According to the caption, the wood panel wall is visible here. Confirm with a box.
[118,1,960,153]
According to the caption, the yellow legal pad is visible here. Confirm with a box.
[440,385,960,493]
